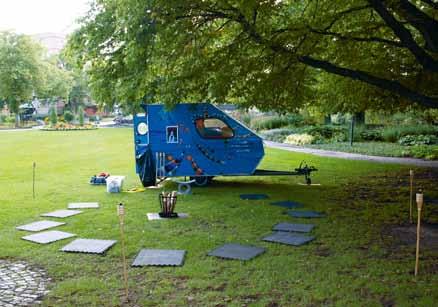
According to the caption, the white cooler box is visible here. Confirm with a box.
[106,176,125,193]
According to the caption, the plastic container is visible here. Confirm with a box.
[106,176,125,193]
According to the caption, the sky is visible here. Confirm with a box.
[0,0,91,35]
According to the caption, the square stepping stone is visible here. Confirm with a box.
[262,232,315,246]
[68,202,99,209]
[16,220,66,232]
[273,222,314,233]
[22,230,75,244]
[208,243,265,261]
[41,210,82,218]
[240,194,269,200]
[146,213,189,220]
[270,200,303,209]
[132,249,186,266]
[287,210,325,218]
[60,239,117,254]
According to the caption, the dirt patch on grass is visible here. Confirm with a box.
[382,223,438,251]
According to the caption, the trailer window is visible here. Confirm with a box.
[195,118,234,139]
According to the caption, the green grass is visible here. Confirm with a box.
[0,129,437,306]
[308,142,438,159]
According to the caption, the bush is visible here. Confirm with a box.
[259,128,298,142]
[284,133,315,145]
[78,107,84,126]
[354,126,383,142]
[240,113,252,126]
[403,146,438,160]
[250,114,304,130]
[3,115,15,124]
[64,111,74,123]
[381,125,438,142]
[303,125,348,142]
[398,134,438,146]
[49,104,57,126]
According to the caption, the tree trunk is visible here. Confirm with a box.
[354,112,365,126]
[15,113,21,128]
[324,115,332,125]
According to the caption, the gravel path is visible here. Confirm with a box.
[265,141,438,168]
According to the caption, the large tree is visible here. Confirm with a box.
[67,0,438,111]
[39,55,73,102]
[0,32,44,126]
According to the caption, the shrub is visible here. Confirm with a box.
[64,111,74,123]
[303,125,348,140]
[355,127,383,141]
[78,107,84,126]
[284,133,315,145]
[250,114,304,130]
[381,125,438,142]
[49,104,57,126]
[4,115,15,124]
[239,113,252,126]
[259,128,298,142]
[398,134,438,146]
[403,146,438,160]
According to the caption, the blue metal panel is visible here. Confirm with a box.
[134,103,264,178]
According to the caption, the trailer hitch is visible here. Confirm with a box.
[295,161,318,185]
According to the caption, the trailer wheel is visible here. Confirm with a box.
[190,176,213,187]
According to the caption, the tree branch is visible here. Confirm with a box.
[174,6,438,108]
[308,27,404,48]
[297,55,438,108]
[392,0,438,52]
[419,0,438,10]
[231,7,438,108]
[367,0,438,72]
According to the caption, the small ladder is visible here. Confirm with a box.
[155,152,166,183]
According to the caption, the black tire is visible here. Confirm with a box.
[190,176,213,187]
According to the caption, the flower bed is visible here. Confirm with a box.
[41,123,97,131]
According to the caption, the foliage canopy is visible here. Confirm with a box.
[67,0,438,112]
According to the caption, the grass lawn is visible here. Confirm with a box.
[0,129,437,306]
[308,142,438,160]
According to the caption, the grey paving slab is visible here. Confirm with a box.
[21,231,75,244]
[16,220,65,232]
[41,210,82,218]
[147,213,189,220]
[287,210,325,218]
[67,202,99,209]
[273,222,314,233]
[262,232,315,246]
[270,200,303,208]
[60,239,117,254]
[208,243,266,261]
[132,249,186,266]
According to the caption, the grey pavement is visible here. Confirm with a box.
[265,141,438,168]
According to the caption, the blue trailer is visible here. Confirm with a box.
[133,103,316,187]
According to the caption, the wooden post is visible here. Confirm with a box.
[415,192,423,277]
[409,170,414,223]
[32,162,36,199]
[117,203,129,301]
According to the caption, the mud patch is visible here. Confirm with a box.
[383,223,438,251]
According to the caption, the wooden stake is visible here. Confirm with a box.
[415,192,423,277]
[409,170,414,223]
[117,203,129,301]
[32,162,36,199]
